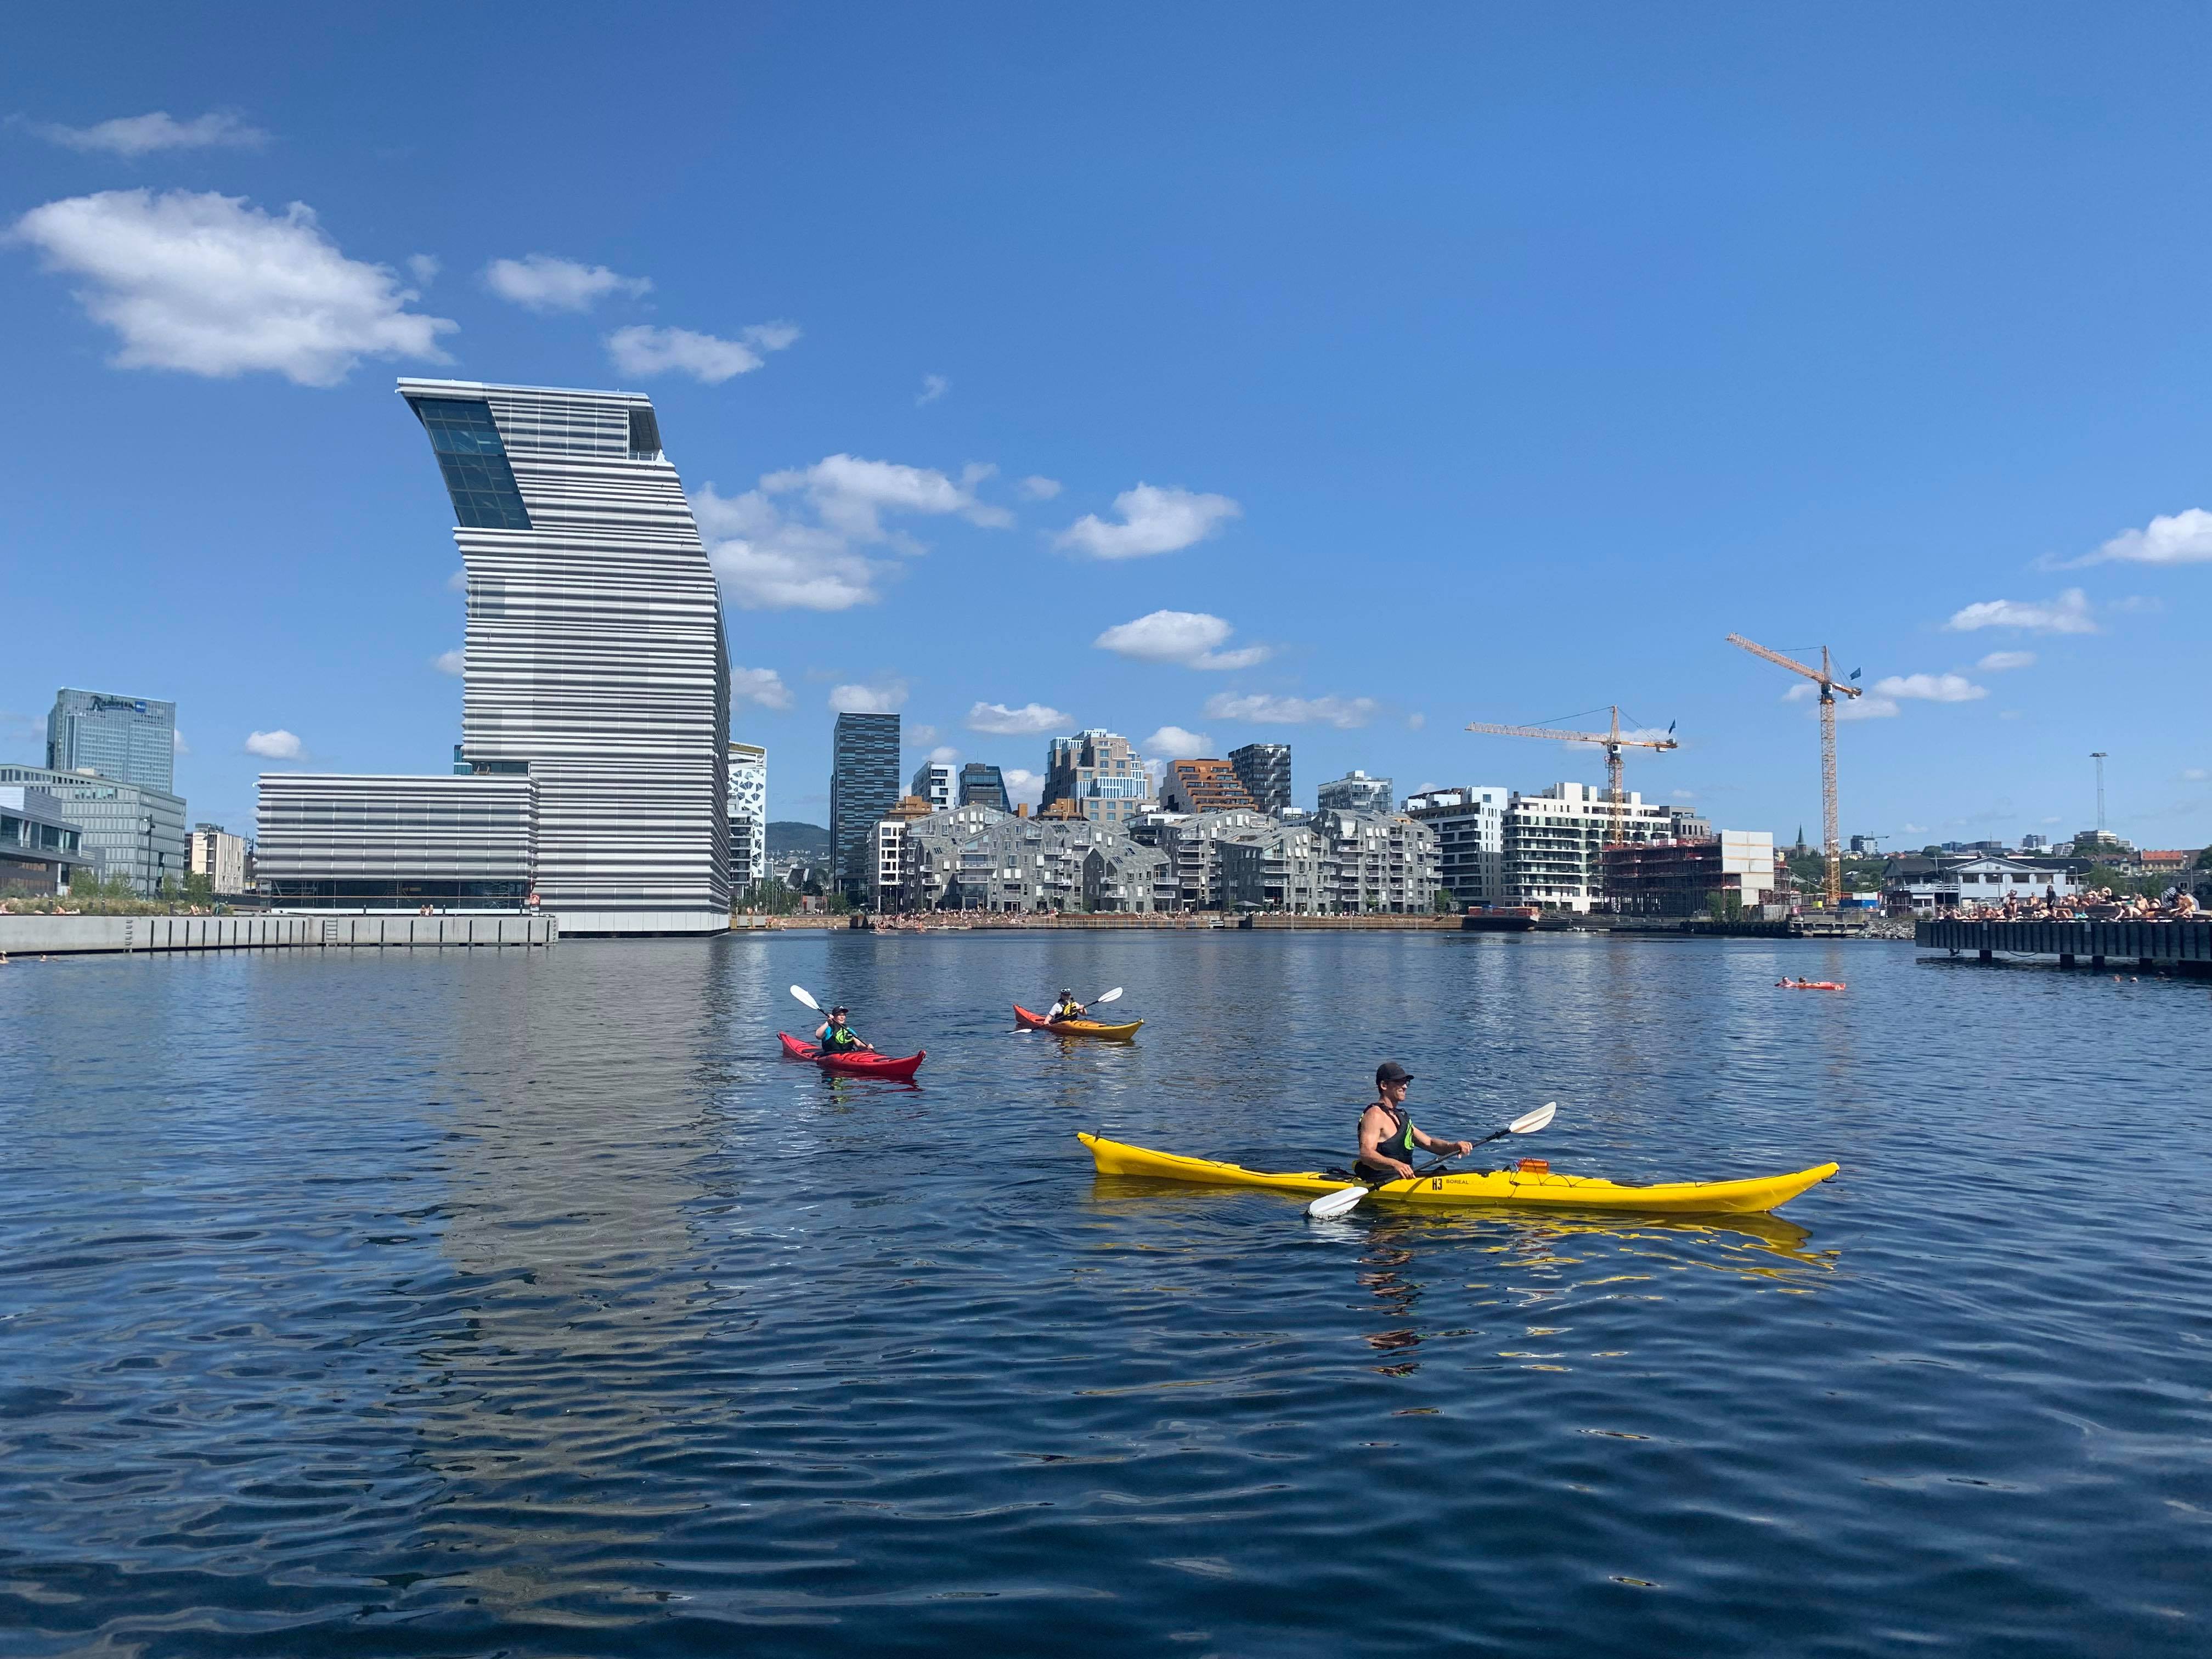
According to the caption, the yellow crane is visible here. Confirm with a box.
[1464,706,1679,849]
[1724,634,1860,908]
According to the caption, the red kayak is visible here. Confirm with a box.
[777,1031,927,1080]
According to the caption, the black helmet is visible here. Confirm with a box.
[830,1005,849,1017]
[1060,988,1073,997]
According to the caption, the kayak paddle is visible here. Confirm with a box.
[1305,1101,1559,1220]
[1014,986,1124,1034]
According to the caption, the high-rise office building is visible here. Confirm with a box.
[958,763,1011,812]
[1228,742,1291,816]
[830,713,900,897]
[729,742,767,895]
[1316,769,1394,815]
[47,688,177,793]
[256,380,730,931]
[911,760,956,812]
[1043,728,1152,827]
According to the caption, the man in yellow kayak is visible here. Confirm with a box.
[1046,988,1087,1023]
[815,1005,871,1054]
[1356,1062,1474,1183]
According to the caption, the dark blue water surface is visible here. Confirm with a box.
[3,932,2209,1657]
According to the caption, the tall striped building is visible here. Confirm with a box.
[257,381,731,934]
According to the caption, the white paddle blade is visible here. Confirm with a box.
[1306,1184,1370,1220]
[789,985,821,1011]
[1510,1102,1557,1135]
[1094,987,1125,1005]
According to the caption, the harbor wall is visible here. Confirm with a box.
[1,912,557,955]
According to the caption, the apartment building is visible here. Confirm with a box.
[1316,770,1393,814]
[1311,808,1440,913]
[1504,782,1673,912]
[898,808,1166,912]
[910,760,956,812]
[1042,729,1153,827]
[1228,742,1291,815]
[1160,758,1259,816]
[1402,786,1509,908]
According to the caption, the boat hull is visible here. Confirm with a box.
[1077,1132,1835,1215]
[778,1031,926,1079]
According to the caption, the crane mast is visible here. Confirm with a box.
[1724,634,1860,908]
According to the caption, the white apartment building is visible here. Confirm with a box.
[1505,781,1673,912]
[1316,770,1395,814]
[1402,786,1509,908]
[910,760,956,813]
[185,823,251,894]
[728,742,767,894]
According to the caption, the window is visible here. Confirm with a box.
[628,407,662,458]
[408,398,532,530]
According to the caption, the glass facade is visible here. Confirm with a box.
[958,763,1010,812]
[830,713,901,897]
[0,765,185,894]
[1229,742,1291,816]
[407,398,532,530]
[47,687,177,793]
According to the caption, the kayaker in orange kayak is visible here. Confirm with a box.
[815,1005,872,1054]
[1046,988,1087,1023]
[1356,1062,1475,1183]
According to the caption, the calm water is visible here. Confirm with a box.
[3,931,2209,1657]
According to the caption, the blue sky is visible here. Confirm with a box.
[4,4,2209,849]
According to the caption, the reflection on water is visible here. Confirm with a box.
[2,932,2208,1656]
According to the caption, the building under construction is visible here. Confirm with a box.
[1601,832,1779,917]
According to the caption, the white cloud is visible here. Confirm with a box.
[2182,767,2208,782]
[692,455,1009,612]
[929,744,961,764]
[31,110,267,155]
[606,322,798,384]
[916,373,949,405]
[1836,696,1900,721]
[1873,673,1987,703]
[1943,588,2097,635]
[1145,725,1214,759]
[446,568,467,592]
[172,729,189,754]
[1407,713,1426,731]
[407,254,441,285]
[1671,789,1695,800]
[484,253,650,313]
[967,701,1068,736]
[1093,610,1268,670]
[905,724,940,747]
[1002,768,1045,809]
[1203,692,1379,729]
[1976,651,2036,672]
[245,729,302,759]
[1056,483,1241,560]
[12,189,454,386]
[1019,476,1062,500]
[732,667,793,710]
[2080,507,2212,566]
[830,682,906,714]
[432,648,465,676]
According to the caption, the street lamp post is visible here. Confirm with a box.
[2090,752,2108,839]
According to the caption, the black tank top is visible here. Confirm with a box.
[1358,1103,1417,1173]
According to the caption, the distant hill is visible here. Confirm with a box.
[766,820,831,862]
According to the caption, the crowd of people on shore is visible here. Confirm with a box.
[1938,885,2199,922]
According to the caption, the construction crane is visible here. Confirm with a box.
[1725,634,1860,908]
[1464,705,1679,848]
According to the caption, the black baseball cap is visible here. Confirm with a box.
[831,1005,849,1016]
[1376,1061,1414,1085]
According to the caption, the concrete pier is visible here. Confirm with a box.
[0,912,558,957]
[1916,917,2211,972]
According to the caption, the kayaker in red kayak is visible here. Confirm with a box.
[1356,1062,1475,1183]
[815,1005,872,1055]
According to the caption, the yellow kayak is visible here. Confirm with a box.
[1078,1132,1837,1216]
[1015,1004,1144,1040]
